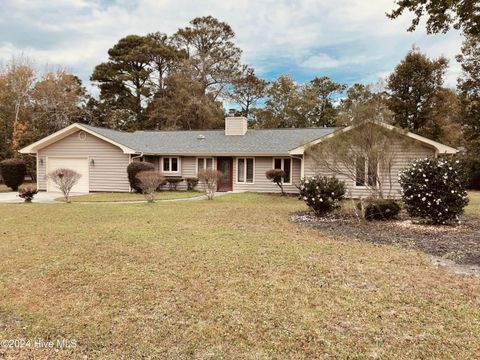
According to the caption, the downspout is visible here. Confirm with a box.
[130,152,144,163]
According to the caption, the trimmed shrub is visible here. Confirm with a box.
[18,187,38,202]
[0,159,26,191]
[167,178,183,191]
[136,171,165,202]
[127,161,155,192]
[399,157,469,224]
[185,177,199,191]
[358,199,401,221]
[298,176,346,216]
[47,168,81,203]
[157,178,168,191]
[266,169,286,195]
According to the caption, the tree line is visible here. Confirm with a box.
[0,3,478,186]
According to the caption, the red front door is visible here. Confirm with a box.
[217,157,233,192]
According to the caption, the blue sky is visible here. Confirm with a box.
[0,0,464,95]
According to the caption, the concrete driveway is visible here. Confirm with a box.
[0,191,81,204]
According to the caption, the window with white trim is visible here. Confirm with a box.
[356,157,378,187]
[237,158,254,183]
[197,157,214,172]
[162,157,179,173]
[273,158,292,184]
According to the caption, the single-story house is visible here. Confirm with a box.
[19,117,457,196]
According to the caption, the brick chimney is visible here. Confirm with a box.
[225,116,248,136]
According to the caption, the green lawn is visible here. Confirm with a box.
[466,191,480,216]
[0,193,479,359]
[57,190,202,202]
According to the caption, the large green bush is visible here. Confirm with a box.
[0,159,26,191]
[299,176,346,216]
[399,157,469,224]
[127,162,155,192]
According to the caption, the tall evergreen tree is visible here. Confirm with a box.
[228,66,267,118]
[387,48,449,138]
[338,83,392,126]
[91,35,154,130]
[253,75,305,128]
[457,34,480,188]
[304,76,346,127]
[173,16,242,100]
[146,32,187,93]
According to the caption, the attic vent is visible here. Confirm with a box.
[78,131,86,140]
[197,134,205,141]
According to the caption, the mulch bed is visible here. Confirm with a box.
[291,210,480,267]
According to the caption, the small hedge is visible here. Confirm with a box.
[18,187,38,202]
[399,157,469,224]
[299,176,346,216]
[127,161,156,192]
[358,199,401,221]
[167,178,183,191]
[185,177,199,191]
[0,159,26,191]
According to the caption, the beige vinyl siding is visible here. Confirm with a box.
[175,156,197,190]
[303,139,436,198]
[37,155,46,190]
[233,156,301,193]
[141,156,197,190]
[37,130,130,192]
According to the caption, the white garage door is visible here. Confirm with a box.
[47,157,89,193]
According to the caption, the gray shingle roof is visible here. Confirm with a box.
[81,124,337,155]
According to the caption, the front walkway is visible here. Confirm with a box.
[0,191,231,204]
[0,191,71,204]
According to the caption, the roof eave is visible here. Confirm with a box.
[140,152,294,157]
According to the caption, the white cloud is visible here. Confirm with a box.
[301,53,374,70]
[0,0,465,90]
[301,53,341,69]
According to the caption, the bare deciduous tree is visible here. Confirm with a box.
[136,170,165,202]
[197,169,222,200]
[47,168,81,203]
[31,69,89,133]
[309,121,413,199]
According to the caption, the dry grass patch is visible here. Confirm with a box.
[0,182,36,193]
[0,193,479,359]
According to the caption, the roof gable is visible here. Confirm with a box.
[288,122,458,155]
[18,123,137,154]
